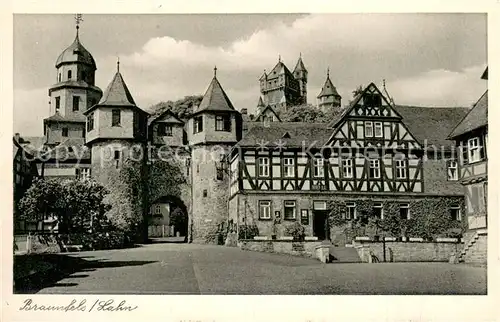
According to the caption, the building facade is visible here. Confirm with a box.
[229,83,467,244]
[448,67,488,264]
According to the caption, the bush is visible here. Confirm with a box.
[238,224,259,240]
[284,221,305,241]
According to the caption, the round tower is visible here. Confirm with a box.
[188,67,242,243]
[84,62,149,240]
[317,68,341,112]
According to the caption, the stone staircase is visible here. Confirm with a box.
[451,229,487,264]
[329,246,362,263]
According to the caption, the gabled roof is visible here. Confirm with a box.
[237,122,332,148]
[148,109,184,126]
[317,75,340,98]
[448,90,488,139]
[396,105,469,147]
[293,56,307,73]
[267,61,295,80]
[192,74,237,115]
[254,105,282,122]
[44,111,86,123]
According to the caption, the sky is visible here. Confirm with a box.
[13,13,487,137]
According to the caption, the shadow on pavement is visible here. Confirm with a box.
[14,254,157,294]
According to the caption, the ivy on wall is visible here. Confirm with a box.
[327,197,466,240]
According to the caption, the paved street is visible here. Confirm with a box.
[21,243,486,295]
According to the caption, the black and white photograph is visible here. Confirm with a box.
[9,11,490,300]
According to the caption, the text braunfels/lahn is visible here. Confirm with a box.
[19,298,138,312]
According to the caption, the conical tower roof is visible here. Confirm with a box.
[55,27,96,69]
[84,62,147,115]
[317,70,340,98]
[293,55,307,73]
[193,67,237,115]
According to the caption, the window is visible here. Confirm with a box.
[342,158,353,178]
[395,160,406,179]
[81,128,85,138]
[365,121,373,137]
[215,115,231,132]
[71,96,79,111]
[114,150,121,168]
[76,168,91,180]
[216,162,224,181]
[258,157,269,177]
[81,71,86,81]
[450,205,461,221]
[374,122,383,138]
[447,160,458,181]
[284,201,296,220]
[112,109,121,126]
[369,159,380,179]
[87,113,94,132]
[313,158,324,177]
[283,158,294,177]
[399,203,410,220]
[67,70,72,80]
[259,201,271,220]
[345,202,356,219]
[203,189,208,198]
[468,137,482,163]
[158,124,173,136]
[154,205,161,215]
[193,116,203,133]
[58,73,61,82]
[55,97,60,111]
[62,128,68,137]
[373,203,383,219]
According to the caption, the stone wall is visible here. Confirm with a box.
[354,240,463,262]
[238,240,321,258]
[463,233,487,264]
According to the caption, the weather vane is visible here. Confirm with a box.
[75,14,83,29]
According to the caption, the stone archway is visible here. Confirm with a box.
[149,195,189,242]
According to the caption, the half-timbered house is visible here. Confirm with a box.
[448,67,488,264]
[229,83,468,244]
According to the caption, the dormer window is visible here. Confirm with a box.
[215,114,231,132]
[194,115,203,134]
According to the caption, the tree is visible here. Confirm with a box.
[19,178,110,233]
[279,104,328,123]
[149,95,203,120]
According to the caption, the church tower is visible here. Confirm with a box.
[293,54,308,104]
[317,68,341,112]
[44,20,102,146]
[188,67,242,243]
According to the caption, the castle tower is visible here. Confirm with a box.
[293,54,308,104]
[188,67,242,243]
[260,56,303,111]
[317,68,341,112]
[44,21,102,146]
[84,61,149,186]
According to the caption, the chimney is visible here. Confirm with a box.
[14,133,20,142]
[241,108,248,115]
